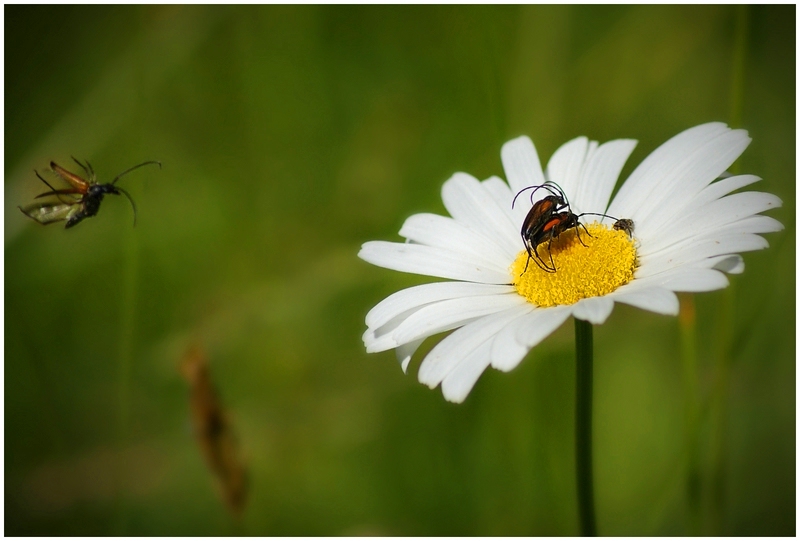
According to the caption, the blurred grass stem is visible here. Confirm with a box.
[704,6,749,534]
[728,5,748,130]
[678,294,701,534]
[114,224,139,533]
[575,318,596,536]
[682,7,749,534]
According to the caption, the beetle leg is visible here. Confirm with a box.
[575,221,593,247]
[545,237,557,272]
[532,242,556,273]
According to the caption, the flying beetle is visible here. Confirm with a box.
[19,157,161,229]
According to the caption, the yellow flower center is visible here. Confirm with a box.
[511,222,637,307]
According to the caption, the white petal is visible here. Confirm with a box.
[441,173,520,259]
[571,296,615,324]
[399,213,511,270]
[631,266,730,293]
[710,254,744,274]
[643,130,750,234]
[482,176,512,211]
[638,233,769,276]
[585,140,599,166]
[483,176,529,229]
[365,281,514,329]
[643,172,760,237]
[491,306,571,372]
[489,324,530,374]
[694,215,783,249]
[441,340,493,403]
[650,214,784,257]
[731,214,785,234]
[501,136,547,195]
[635,130,752,236]
[392,293,527,346]
[639,191,782,253]
[359,241,511,284]
[657,268,729,292]
[546,136,589,205]
[365,309,423,353]
[365,293,523,353]
[573,139,637,214]
[711,191,784,222]
[608,123,729,214]
[396,339,423,373]
[609,285,679,315]
[608,123,748,221]
[692,174,762,207]
[418,304,530,389]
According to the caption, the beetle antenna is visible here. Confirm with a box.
[531,183,565,206]
[542,181,571,208]
[512,183,562,209]
[512,186,536,209]
[577,211,619,222]
[116,186,138,227]
[111,160,161,185]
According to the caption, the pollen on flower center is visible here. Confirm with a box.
[511,223,637,307]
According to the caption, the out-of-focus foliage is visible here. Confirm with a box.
[5,5,794,536]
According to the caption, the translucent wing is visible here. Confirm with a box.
[50,162,90,192]
[18,202,77,225]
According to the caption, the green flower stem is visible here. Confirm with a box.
[575,318,596,537]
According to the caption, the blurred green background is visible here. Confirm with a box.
[5,5,794,536]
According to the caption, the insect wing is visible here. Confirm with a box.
[542,214,565,234]
[528,210,568,247]
[50,162,90,193]
[19,201,77,225]
[521,196,558,242]
[527,197,556,223]
[35,188,83,200]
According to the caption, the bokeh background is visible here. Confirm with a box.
[5,5,794,536]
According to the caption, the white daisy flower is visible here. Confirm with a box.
[359,122,783,403]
